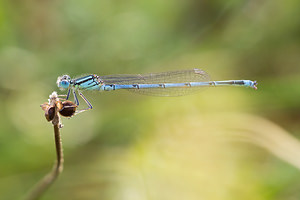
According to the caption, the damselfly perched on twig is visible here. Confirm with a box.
[56,68,257,114]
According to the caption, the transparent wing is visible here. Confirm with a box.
[99,69,210,96]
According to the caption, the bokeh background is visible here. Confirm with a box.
[1,0,300,199]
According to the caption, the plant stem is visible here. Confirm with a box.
[24,100,64,200]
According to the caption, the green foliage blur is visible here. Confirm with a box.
[1,0,300,199]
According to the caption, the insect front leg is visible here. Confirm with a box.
[57,89,71,101]
[66,89,71,100]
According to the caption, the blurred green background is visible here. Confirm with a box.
[1,0,300,199]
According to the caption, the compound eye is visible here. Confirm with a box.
[59,80,70,89]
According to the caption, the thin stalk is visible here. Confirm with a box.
[24,100,64,200]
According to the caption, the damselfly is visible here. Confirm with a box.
[57,69,257,113]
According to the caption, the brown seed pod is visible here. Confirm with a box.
[41,104,55,122]
[41,102,56,121]
[45,106,55,121]
[59,101,77,117]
